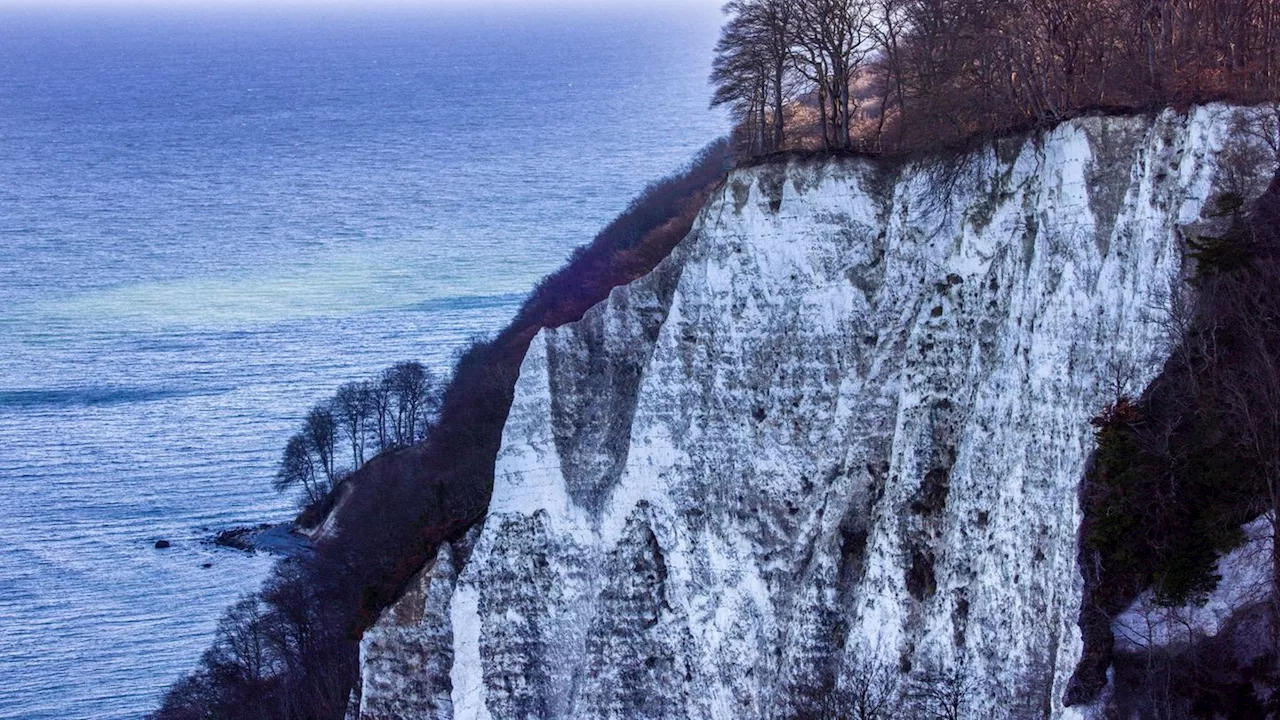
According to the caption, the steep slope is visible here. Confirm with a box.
[358,106,1274,719]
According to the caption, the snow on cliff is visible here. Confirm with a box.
[1113,514,1274,654]
[356,106,1271,719]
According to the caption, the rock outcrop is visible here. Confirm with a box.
[357,106,1276,719]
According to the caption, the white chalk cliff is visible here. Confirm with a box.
[356,106,1274,719]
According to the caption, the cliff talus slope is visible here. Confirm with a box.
[359,106,1272,719]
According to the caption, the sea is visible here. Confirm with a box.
[0,3,727,717]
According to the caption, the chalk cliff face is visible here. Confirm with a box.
[358,106,1269,719]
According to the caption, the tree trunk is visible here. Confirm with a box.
[759,78,770,153]
[817,82,831,150]
[875,64,891,146]
[840,70,853,148]
[773,64,786,152]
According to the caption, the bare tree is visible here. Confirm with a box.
[805,655,902,720]
[274,434,321,505]
[843,656,902,719]
[332,381,372,470]
[869,0,909,146]
[369,375,393,452]
[303,404,338,485]
[908,665,972,720]
[382,361,439,447]
[205,596,279,687]
[794,0,874,149]
[753,0,799,152]
[157,560,357,720]
[1103,352,1140,406]
[712,2,776,154]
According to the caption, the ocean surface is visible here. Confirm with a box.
[0,4,726,718]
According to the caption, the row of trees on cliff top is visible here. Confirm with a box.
[713,0,1280,155]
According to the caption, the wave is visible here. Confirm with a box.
[411,292,526,314]
[0,386,229,409]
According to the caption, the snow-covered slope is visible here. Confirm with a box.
[356,106,1272,719]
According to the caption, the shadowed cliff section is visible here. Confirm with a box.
[1068,171,1280,715]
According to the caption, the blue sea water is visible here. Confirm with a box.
[0,4,726,718]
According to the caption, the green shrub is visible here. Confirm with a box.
[1084,393,1255,607]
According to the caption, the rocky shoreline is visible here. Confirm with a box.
[212,523,311,557]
